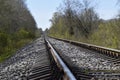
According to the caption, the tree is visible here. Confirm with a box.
[49,0,99,38]
[0,0,38,62]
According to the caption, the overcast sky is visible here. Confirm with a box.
[26,0,119,30]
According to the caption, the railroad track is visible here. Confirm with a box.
[49,37,120,58]
[27,36,120,80]
[27,36,94,80]
[50,36,120,61]
[1,36,119,79]
[48,36,120,80]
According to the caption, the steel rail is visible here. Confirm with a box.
[49,36,120,58]
[46,39,76,80]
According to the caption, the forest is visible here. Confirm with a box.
[0,0,39,62]
[48,0,120,50]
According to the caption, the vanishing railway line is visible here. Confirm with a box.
[0,36,120,80]
[28,36,94,80]
[28,36,120,80]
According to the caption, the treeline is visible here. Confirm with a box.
[0,0,38,62]
[90,19,120,49]
[49,0,120,49]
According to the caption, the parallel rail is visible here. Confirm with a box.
[50,36,120,58]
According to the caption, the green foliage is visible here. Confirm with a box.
[89,20,120,49]
[49,0,99,38]
[17,29,29,39]
[35,28,43,38]
[0,29,35,62]
[0,33,8,47]
[0,0,38,62]
[15,39,31,49]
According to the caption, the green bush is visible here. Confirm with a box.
[0,33,9,47]
[0,28,36,62]
[16,39,31,49]
[17,29,29,39]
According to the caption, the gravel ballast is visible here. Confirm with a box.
[49,38,120,71]
[0,38,46,80]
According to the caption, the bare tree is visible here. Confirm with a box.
[49,0,99,38]
[80,1,99,37]
[63,0,99,37]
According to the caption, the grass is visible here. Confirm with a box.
[0,39,33,63]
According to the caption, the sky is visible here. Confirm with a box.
[26,0,119,30]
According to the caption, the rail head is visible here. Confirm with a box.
[46,39,76,80]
